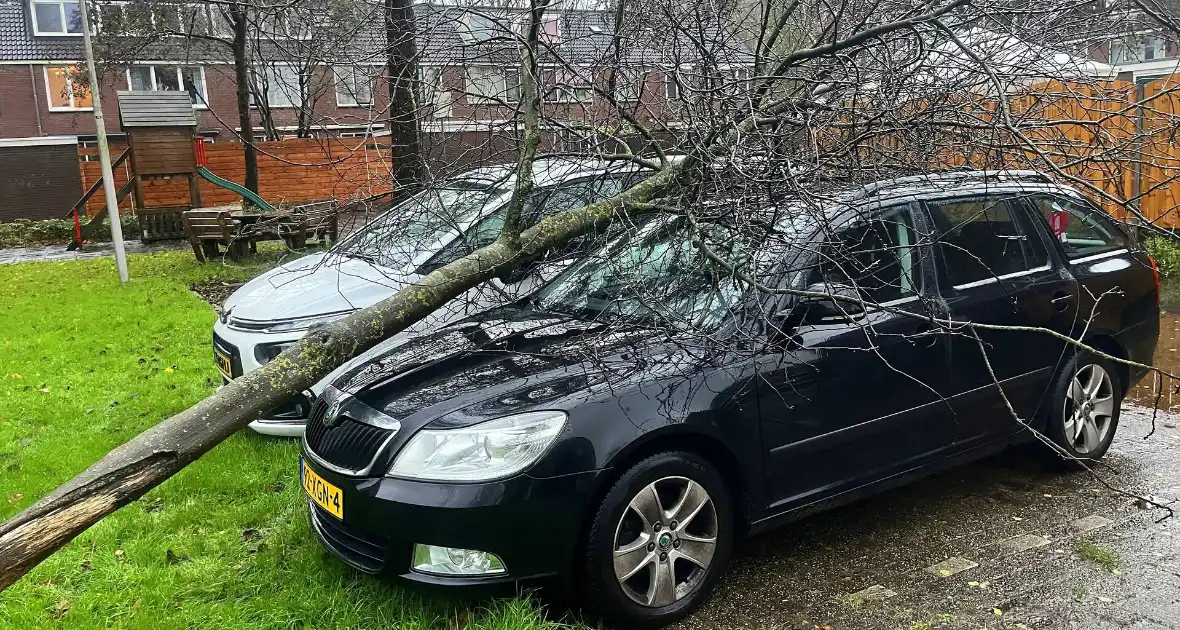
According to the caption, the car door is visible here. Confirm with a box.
[923,194,1080,447]
[1025,193,1149,338]
[758,203,957,513]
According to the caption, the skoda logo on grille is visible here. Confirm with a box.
[322,398,345,428]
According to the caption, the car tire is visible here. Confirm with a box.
[580,451,734,630]
[1043,350,1122,465]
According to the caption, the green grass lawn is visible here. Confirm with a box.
[0,251,561,629]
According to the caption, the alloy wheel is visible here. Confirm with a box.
[1063,363,1116,455]
[612,476,719,608]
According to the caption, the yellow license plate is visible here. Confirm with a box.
[214,347,233,380]
[302,459,343,519]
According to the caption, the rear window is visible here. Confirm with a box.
[1028,195,1129,260]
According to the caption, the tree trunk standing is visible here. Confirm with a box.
[385,0,424,192]
[231,3,260,194]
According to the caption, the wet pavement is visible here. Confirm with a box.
[0,239,184,264]
[681,406,1180,630]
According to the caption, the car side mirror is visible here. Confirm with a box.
[786,283,865,323]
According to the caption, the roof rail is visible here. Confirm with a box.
[849,170,1052,200]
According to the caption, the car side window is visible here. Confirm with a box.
[1028,195,1128,260]
[925,196,1043,287]
[806,206,921,305]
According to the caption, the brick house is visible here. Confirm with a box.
[0,0,751,144]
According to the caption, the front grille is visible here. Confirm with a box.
[304,400,393,473]
[308,502,388,573]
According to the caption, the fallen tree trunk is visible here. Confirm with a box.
[0,166,676,591]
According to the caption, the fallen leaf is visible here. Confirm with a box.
[8,493,22,503]
[1013,516,1024,521]
[9,373,21,379]
[1098,596,1113,603]
[993,608,1003,616]
[164,367,174,374]
[39,386,50,393]
[240,528,262,542]
[1112,569,1124,575]
[939,569,952,576]
[979,580,991,589]
[1043,493,1053,498]
[53,599,69,619]
[968,580,981,587]
[114,549,125,562]
[165,549,187,565]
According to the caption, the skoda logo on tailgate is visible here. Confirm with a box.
[322,398,345,428]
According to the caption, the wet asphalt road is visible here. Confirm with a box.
[678,404,1180,630]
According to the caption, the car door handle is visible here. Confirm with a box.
[1051,292,1075,311]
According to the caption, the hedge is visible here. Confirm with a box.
[0,216,141,249]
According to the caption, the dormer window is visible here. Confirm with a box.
[31,0,84,36]
[539,16,560,42]
[517,15,562,42]
[457,13,510,44]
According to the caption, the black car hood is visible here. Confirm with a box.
[332,306,665,429]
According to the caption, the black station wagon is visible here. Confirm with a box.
[299,170,1159,628]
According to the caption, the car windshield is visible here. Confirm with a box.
[532,220,753,329]
[334,180,507,270]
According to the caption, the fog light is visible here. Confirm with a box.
[411,544,505,576]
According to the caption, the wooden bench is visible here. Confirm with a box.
[279,201,339,249]
[182,210,246,262]
[137,206,188,243]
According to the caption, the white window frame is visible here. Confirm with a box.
[465,65,520,104]
[543,66,593,104]
[43,64,92,111]
[254,63,305,109]
[615,67,651,102]
[125,64,209,109]
[30,0,86,36]
[664,69,681,100]
[334,66,375,107]
[93,2,215,37]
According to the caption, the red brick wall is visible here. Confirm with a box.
[1,63,392,141]
[80,138,394,215]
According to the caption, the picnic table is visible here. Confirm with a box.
[183,201,339,262]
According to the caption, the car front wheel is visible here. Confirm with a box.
[581,451,733,629]
[1046,352,1122,463]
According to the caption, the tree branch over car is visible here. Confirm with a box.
[5,2,1180,622]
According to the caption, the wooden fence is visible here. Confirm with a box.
[79,138,395,216]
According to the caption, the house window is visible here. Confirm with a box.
[335,66,374,107]
[466,66,519,103]
[539,16,561,42]
[31,0,84,35]
[458,13,510,44]
[1110,36,1169,64]
[616,67,650,102]
[256,64,304,108]
[543,67,593,103]
[420,67,452,118]
[44,65,92,110]
[665,69,681,100]
[127,65,208,107]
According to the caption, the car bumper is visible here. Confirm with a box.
[301,456,603,587]
[213,320,319,436]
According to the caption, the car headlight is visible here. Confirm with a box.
[262,311,355,333]
[387,411,567,482]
